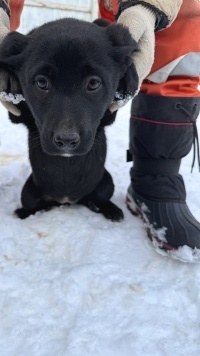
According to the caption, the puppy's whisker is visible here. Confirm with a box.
[92,140,105,163]
[29,135,41,150]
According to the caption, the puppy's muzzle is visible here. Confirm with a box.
[53,130,80,151]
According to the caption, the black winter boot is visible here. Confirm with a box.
[126,93,200,262]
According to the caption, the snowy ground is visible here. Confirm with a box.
[0,102,200,356]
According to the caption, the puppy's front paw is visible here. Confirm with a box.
[82,199,124,221]
[15,207,34,219]
[101,201,124,222]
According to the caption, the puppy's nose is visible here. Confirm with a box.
[54,131,80,150]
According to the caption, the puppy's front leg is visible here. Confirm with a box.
[15,174,58,219]
[80,169,124,222]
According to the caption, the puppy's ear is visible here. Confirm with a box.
[106,23,139,106]
[105,23,138,68]
[0,32,28,71]
[116,64,138,102]
[93,18,110,27]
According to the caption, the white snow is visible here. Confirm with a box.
[0,102,200,356]
[0,92,25,104]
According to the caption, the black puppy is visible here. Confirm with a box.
[0,18,138,220]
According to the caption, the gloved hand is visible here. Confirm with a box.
[0,5,22,116]
[118,5,156,91]
[112,0,183,111]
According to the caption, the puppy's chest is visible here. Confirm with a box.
[32,149,106,202]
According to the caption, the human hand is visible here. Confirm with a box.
[118,5,156,91]
[113,0,183,111]
[0,6,22,116]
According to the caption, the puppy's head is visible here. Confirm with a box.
[0,18,138,156]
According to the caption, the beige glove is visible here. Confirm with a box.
[0,5,22,116]
[114,0,183,110]
[118,5,156,90]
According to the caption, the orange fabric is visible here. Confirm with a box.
[10,0,25,31]
[98,0,118,22]
[141,76,200,97]
[141,0,200,97]
[150,0,200,74]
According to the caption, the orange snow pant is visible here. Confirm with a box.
[99,0,200,98]
[10,0,25,31]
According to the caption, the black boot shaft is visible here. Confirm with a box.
[129,94,200,202]
[130,94,200,162]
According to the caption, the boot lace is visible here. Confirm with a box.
[176,103,200,173]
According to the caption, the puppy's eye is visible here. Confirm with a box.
[35,76,50,91]
[87,77,102,91]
